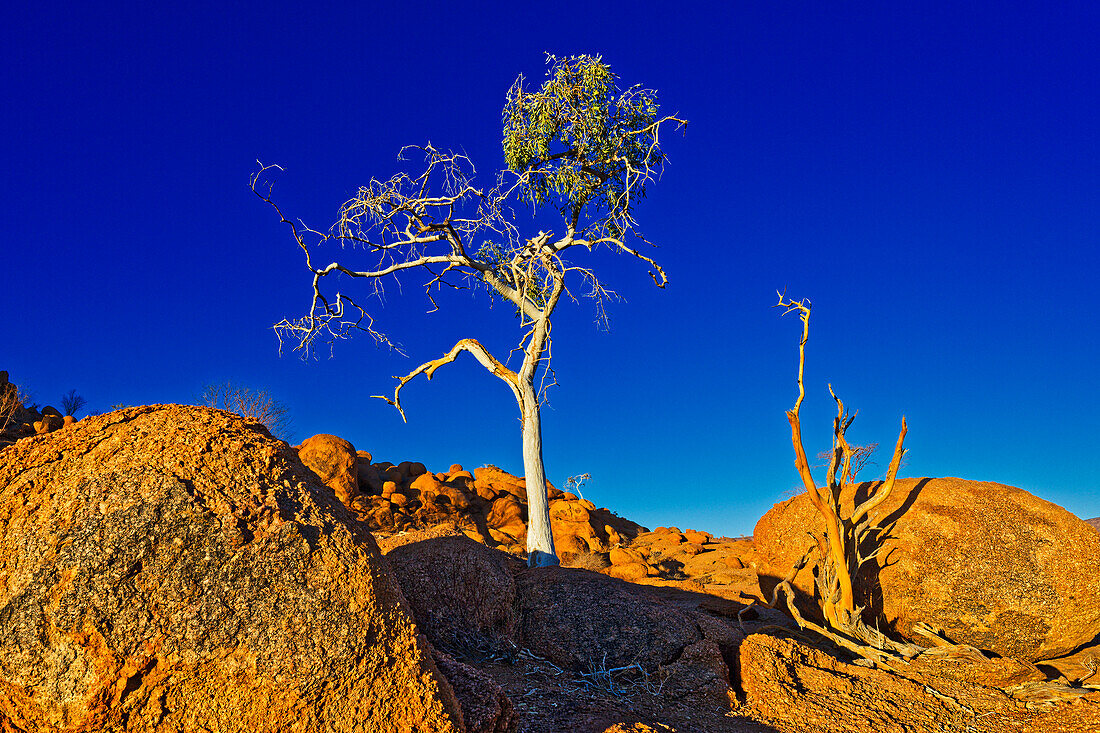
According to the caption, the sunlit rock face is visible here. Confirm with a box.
[0,405,462,733]
[754,477,1100,661]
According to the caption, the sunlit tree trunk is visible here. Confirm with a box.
[520,380,557,566]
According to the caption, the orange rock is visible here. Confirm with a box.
[382,480,397,497]
[297,433,360,508]
[550,499,590,523]
[680,542,705,556]
[609,547,646,566]
[389,492,408,507]
[684,529,713,545]
[755,477,1100,661]
[449,463,464,474]
[411,471,444,496]
[0,405,463,732]
[604,562,649,581]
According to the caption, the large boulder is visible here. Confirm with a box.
[297,433,360,509]
[0,405,464,732]
[754,477,1100,661]
[740,633,1004,733]
[515,567,707,674]
[385,534,521,650]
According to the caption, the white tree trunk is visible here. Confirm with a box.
[520,382,558,567]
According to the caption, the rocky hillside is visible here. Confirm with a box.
[296,433,764,601]
[3,406,1100,732]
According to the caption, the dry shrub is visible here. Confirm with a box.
[562,549,611,572]
[0,383,31,433]
[199,381,294,441]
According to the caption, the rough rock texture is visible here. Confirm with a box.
[740,632,1100,733]
[658,640,736,708]
[435,653,517,733]
[754,477,1100,661]
[0,405,463,733]
[515,567,705,673]
[297,433,360,509]
[1087,516,1100,534]
[385,535,521,649]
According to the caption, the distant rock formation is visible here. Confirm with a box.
[0,370,73,448]
[754,477,1100,661]
[308,442,647,564]
[0,406,464,732]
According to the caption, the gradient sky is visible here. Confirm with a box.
[2,2,1096,536]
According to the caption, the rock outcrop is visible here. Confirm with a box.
[346,457,645,563]
[0,405,464,732]
[754,477,1100,661]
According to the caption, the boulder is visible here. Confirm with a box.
[296,433,360,508]
[434,652,516,733]
[0,405,463,732]
[659,640,736,708]
[754,477,1100,661]
[741,633,1002,733]
[515,567,702,673]
[385,535,520,649]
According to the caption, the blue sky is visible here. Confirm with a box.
[2,2,1096,536]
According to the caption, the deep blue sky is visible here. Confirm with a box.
[2,2,1097,536]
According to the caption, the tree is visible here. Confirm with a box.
[60,389,87,418]
[252,55,685,567]
[753,294,920,661]
[199,381,295,441]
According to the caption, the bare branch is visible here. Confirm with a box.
[373,338,520,422]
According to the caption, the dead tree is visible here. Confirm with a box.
[759,294,920,660]
[252,55,685,567]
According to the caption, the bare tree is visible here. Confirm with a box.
[253,54,685,567]
[199,381,295,441]
[746,294,920,661]
[1,383,31,433]
[60,389,87,418]
[814,442,878,482]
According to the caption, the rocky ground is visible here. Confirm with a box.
[1,401,1099,732]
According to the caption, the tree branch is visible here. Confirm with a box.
[373,338,520,421]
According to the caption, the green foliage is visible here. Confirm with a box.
[475,239,551,316]
[502,55,664,231]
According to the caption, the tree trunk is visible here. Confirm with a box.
[520,381,558,567]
